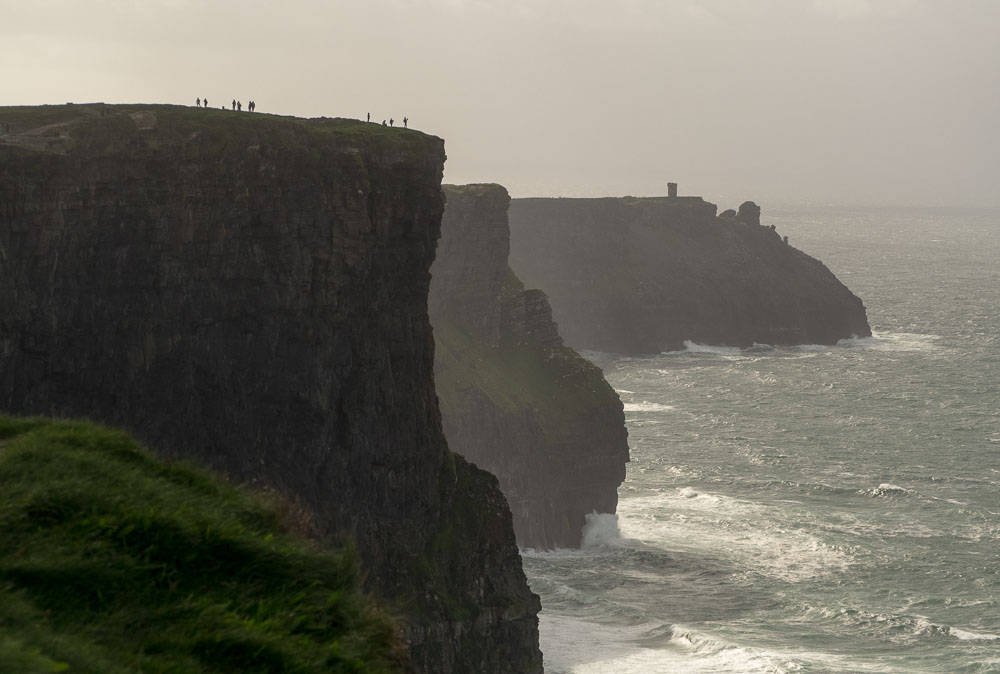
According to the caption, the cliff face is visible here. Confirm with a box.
[0,104,540,672]
[509,196,872,354]
[430,184,629,550]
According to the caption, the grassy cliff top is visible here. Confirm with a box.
[0,416,403,673]
[442,183,508,196]
[0,103,442,160]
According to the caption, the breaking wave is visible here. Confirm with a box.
[622,401,676,413]
[581,512,622,549]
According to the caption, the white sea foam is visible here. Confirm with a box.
[666,624,892,673]
[539,614,818,674]
[622,401,676,413]
[677,341,744,355]
[627,490,758,516]
[617,492,852,582]
[846,331,942,353]
[581,512,622,549]
[949,626,1000,641]
[667,625,807,673]
[863,483,913,498]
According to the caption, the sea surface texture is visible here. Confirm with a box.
[524,205,1000,673]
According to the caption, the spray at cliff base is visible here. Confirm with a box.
[522,205,1000,673]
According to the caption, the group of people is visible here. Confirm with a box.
[190,99,411,129]
[366,112,408,129]
[194,98,257,112]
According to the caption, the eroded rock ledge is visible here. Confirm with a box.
[430,184,629,550]
[0,104,541,673]
[508,195,872,354]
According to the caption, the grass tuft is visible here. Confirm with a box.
[0,415,403,673]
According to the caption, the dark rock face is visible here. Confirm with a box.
[508,196,872,354]
[737,200,762,226]
[430,184,629,550]
[0,104,540,673]
[429,184,511,348]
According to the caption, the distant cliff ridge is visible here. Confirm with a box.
[509,196,871,354]
[0,104,541,673]
[430,184,629,550]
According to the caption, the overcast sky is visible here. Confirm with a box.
[3,0,998,207]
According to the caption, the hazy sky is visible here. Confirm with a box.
[3,0,998,207]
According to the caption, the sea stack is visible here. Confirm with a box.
[430,184,630,549]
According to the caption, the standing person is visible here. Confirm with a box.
[389,118,394,127]
[403,116,408,128]
[237,101,242,111]
[204,97,208,108]
[196,98,201,107]
[367,112,370,123]
[232,99,236,110]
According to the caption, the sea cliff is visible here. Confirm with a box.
[430,184,629,549]
[0,104,541,672]
[509,196,871,354]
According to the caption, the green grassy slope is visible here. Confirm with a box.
[0,416,403,674]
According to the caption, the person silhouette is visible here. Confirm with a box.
[403,117,408,128]
[237,101,242,111]
[196,97,201,107]
[232,99,236,110]
[367,112,371,123]
[389,118,394,127]
[382,120,387,126]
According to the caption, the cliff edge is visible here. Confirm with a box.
[430,184,629,549]
[0,104,541,672]
[509,196,871,354]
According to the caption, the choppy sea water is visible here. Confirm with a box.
[523,205,1000,673]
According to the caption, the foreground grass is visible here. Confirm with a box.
[0,416,403,673]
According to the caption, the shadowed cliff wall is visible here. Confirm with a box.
[509,196,871,354]
[430,184,629,549]
[0,104,541,673]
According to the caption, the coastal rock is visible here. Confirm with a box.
[737,200,762,226]
[430,184,629,549]
[508,196,871,354]
[0,104,541,672]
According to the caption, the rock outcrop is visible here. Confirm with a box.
[508,196,871,354]
[430,184,629,550]
[0,104,541,673]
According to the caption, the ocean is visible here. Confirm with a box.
[522,205,1000,673]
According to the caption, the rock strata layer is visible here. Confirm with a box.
[509,196,872,354]
[0,104,541,673]
[430,184,629,549]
